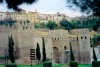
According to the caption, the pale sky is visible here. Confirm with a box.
[0,0,86,17]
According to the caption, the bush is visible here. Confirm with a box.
[69,61,78,67]
[5,63,17,67]
[43,61,52,67]
[92,61,100,67]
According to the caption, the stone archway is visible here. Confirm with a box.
[53,47,59,63]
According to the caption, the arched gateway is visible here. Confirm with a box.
[53,47,59,63]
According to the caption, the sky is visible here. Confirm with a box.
[0,0,86,17]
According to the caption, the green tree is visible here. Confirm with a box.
[67,0,100,17]
[92,35,100,46]
[67,0,100,31]
[93,21,100,31]
[39,22,46,28]
[60,19,72,30]
[70,42,75,61]
[46,21,57,30]
[8,35,15,63]
[70,20,77,29]
[93,47,97,61]
[0,0,37,10]
[34,23,41,29]
[36,42,41,63]
[42,38,46,62]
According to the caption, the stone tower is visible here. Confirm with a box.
[16,20,34,64]
[78,29,91,63]
[49,29,69,63]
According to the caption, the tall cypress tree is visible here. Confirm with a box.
[70,42,75,61]
[93,47,97,61]
[42,38,46,62]
[36,42,41,62]
[8,35,15,63]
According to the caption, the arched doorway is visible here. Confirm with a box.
[53,47,59,63]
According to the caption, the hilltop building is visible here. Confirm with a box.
[0,10,70,23]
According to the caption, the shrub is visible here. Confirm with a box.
[43,61,52,67]
[92,61,100,67]
[69,61,78,67]
[5,63,17,67]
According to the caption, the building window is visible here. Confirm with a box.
[58,38,59,40]
[55,38,56,40]
[23,26,25,30]
[64,46,66,50]
[24,21,25,24]
[77,37,78,41]
[85,36,87,39]
[81,37,83,39]
[26,27,28,29]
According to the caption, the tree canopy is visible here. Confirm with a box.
[8,35,15,63]
[70,42,75,61]
[36,42,41,62]
[60,19,72,30]
[42,38,46,62]
[67,0,100,17]
[0,0,37,10]
[46,21,57,30]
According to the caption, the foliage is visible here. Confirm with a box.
[43,61,52,67]
[5,63,17,67]
[34,23,41,28]
[34,22,47,29]
[93,48,97,61]
[0,0,37,10]
[46,21,57,30]
[70,42,75,61]
[67,0,100,17]
[92,61,100,67]
[34,22,63,30]
[8,35,15,63]
[40,22,46,28]
[69,61,78,67]
[0,20,16,27]
[60,19,72,30]
[92,35,100,46]
[42,38,46,62]
[70,17,100,31]
[93,20,100,31]
[36,42,41,62]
